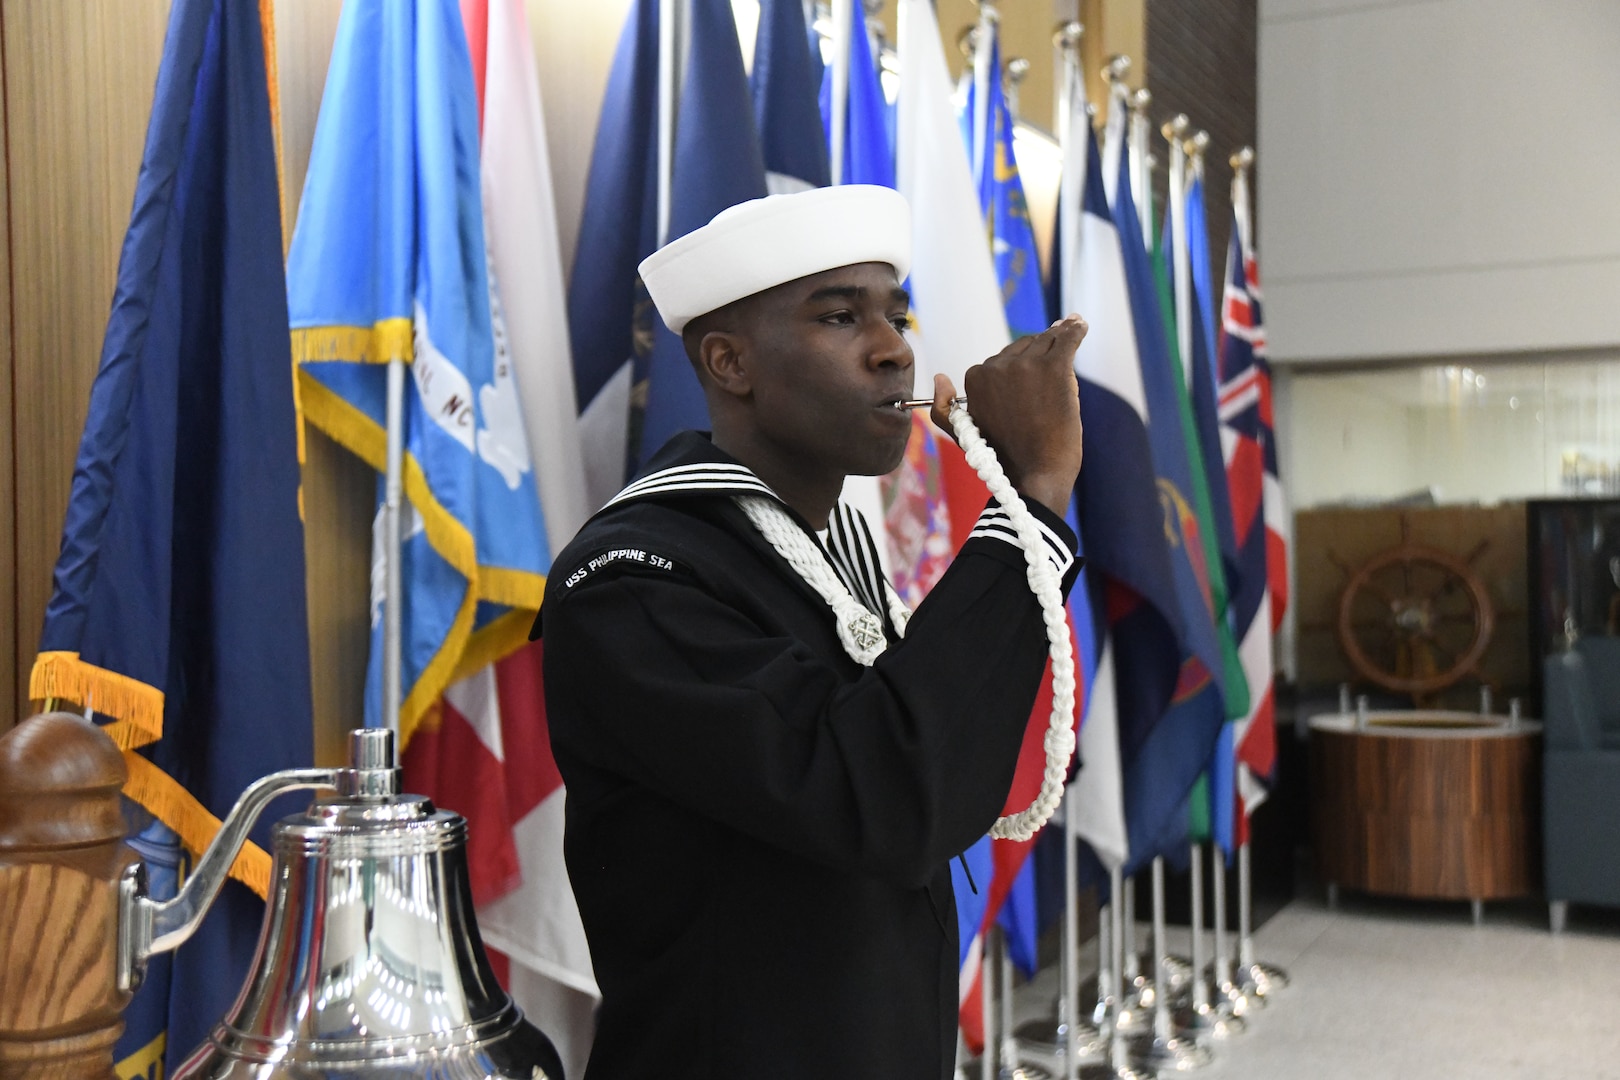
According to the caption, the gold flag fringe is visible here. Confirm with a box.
[119,744,273,900]
[29,652,164,748]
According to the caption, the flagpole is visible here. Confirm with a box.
[1163,114,1191,382]
[1004,56,1029,122]
[1161,116,1217,1044]
[382,360,405,735]
[981,929,995,1080]
[657,0,683,246]
[998,927,1020,1079]
[1179,128,1253,1036]
[971,1,997,193]
[1053,35,1090,1079]
[1127,89,1152,237]
[971,15,1001,1073]
[1102,54,1130,132]
[829,0,851,185]
[1101,865,1153,1080]
[1061,795,1083,1078]
[1225,142,1289,1001]
[1141,856,1211,1070]
[1210,843,1261,1015]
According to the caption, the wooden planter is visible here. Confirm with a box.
[1310,712,1541,901]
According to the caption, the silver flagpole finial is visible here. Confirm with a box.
[1130,86,1152,110]
[1161,112,1190,141]
[1185,129,1211,159]
[1231,145,1256,171]
[1104,53,1131,83]
[1005,55,1030,117]
[956,24,978,59]
[1053,19,1083,49]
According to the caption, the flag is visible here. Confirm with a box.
[633,0,770,467]
[1218,164,1285,842]
[1112,121,1236,867]
[1050,61,1129,880]
[897,0,1088,1050]
[288,0,548,742]
[820,0,895,189]
[567,0,659,507]
[1157,186,1245,707]
[1187,166,1242,853]
[961,31,1050,339]
[957,25,1071,980]
[28,0,312,1070]
[754,0,829,192]
[1159,169,1249,855]
[809,0,938,591]
[1063,98,1227,872]
[399,3,599,1077]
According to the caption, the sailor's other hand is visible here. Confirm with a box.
[932,315,1086,518]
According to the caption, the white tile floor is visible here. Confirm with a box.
[1005,893,1620,1080]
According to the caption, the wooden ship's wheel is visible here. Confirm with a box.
[1334,533,1495,700]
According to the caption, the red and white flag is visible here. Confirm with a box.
[898,0,1061,1053]
[402,3,598,1076]
[1217,163,1287,834]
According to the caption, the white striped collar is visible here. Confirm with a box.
[603,435,897,631]
[603,461,780,509]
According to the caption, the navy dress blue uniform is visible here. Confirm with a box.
[539,432,1081,1080]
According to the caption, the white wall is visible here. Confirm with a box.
[1279,354,1620,510]
[1258,0,1620,363]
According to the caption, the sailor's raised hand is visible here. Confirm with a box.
[932,315,1086,518]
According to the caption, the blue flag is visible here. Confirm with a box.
[287,0,549,742]
[819,0,895,188]
[963,33,1058,977]
[962,34,1051,338]
[567,0,660,504]
[29,0,313,1070]
[1110,131,1232,866]
[1178,177,1242,606]
[1183,171,1244,853]
[635,0,770,466]
[753,0,830,191]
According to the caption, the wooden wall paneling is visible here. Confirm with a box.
[527,0,635,279]
[4,0,171,726]
[274,0,370,768]
[1081,0,1144,116]
[0,5,12,731]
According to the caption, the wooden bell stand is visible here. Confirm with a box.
[0,712,137,1078]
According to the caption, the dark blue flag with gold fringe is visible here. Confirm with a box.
[28,0,313,1072]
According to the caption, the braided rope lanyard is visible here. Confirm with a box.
[734,400,1076,842]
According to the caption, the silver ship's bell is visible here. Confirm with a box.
[118,728,565,1078]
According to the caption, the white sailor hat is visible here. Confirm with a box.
[638,185,912,334]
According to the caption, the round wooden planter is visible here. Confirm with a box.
[1310,712,1541,901]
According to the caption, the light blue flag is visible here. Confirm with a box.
[960,33,1049,338]
[288,0,548,741]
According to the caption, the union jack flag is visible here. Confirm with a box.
[1217,164,1288,835]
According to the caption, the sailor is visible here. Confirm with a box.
[538,184,1087,1079]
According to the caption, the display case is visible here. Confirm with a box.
[1525,498,1620,712]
